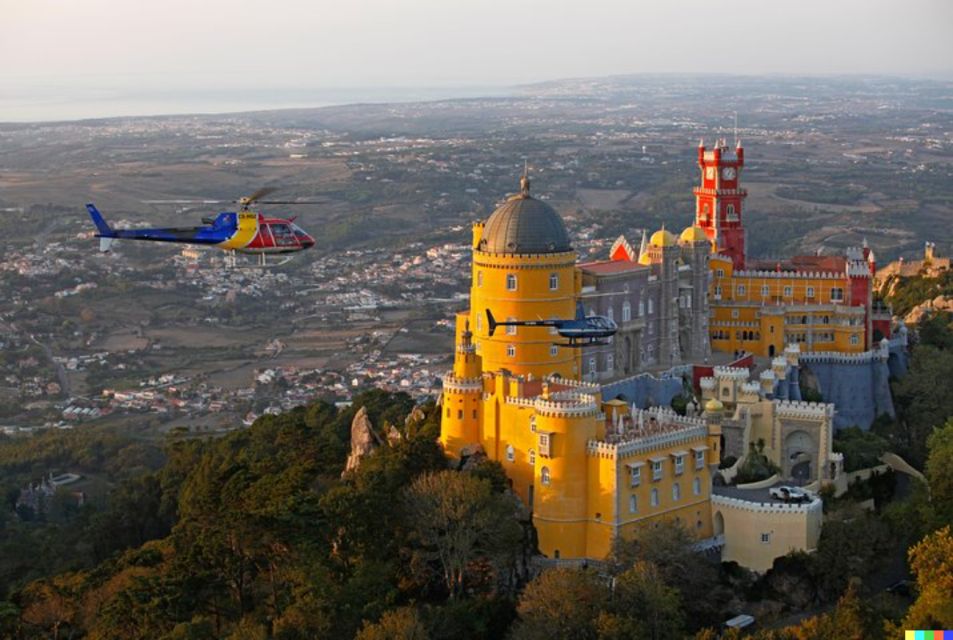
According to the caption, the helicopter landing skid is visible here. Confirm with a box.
[552,339,609,348]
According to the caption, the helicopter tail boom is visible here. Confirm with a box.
[86,204,115,237]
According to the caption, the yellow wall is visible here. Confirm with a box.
[709,256,865,356]
[713,495,823,572]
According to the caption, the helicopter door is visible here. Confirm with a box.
[268,223,297,247]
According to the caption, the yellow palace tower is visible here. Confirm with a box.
[468,174,580,380]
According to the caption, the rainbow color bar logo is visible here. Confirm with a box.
[906,632,953,640]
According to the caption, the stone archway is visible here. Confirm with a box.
[713,511,725,536]
[784,430,815,481]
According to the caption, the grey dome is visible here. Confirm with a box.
[479,182,572,254]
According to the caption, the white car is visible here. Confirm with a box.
[769,485,810,502]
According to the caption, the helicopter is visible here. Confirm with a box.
[85,188,316,267]
[486,302,618,348]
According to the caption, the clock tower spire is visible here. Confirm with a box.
[694,138,747,269]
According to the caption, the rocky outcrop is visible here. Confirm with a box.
[405,406,426,427]
[343,407,381,475]
[905,295,953,324]
[387,424,402,445]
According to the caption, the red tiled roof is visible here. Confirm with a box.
[579,260,647,275]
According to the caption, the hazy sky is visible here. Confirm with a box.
[2,0,952,119]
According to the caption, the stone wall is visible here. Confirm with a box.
[601,372,684,409]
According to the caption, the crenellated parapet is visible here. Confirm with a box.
[505,392,602,418]
[441,373,484,394]
[741,382,761,394]
[732,269,842,280]
[550,376,602,393]
[774,399,834,420]
[712,493,823,515]
[846,262,872,278]
[587,424,708,459]
[713,366,751,380]
[799,349,883,364]
[700,377,716,390]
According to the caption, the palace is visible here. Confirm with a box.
[440,169,838,567]
[602,139,883,359]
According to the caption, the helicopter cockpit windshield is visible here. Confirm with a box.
[291,223,311,242]
[269,223,297,247]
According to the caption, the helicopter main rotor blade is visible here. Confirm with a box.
[254,199,329,205]
[143,199,227,204]
[244,187,278,204]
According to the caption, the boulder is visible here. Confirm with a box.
[343,406,381,475]
[387,424,402,445]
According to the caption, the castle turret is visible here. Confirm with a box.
[531,395,601,559]
[440,313,485,455]
[469,173,579,380]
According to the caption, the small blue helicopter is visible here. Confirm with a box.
[486,303,618,347]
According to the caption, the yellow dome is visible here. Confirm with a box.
[680,226,708,244]
[649,228,677,248]
[704,398,724,413]
[638,251,653,265]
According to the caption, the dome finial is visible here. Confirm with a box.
[520,159,530,197]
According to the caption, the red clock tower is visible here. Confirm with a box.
[693,139,747,269]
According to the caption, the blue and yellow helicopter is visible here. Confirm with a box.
[86,188,316,266]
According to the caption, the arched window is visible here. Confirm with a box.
[506,317,517,336]
[607,307,614,322]
[622,301,631,322]
[477,271,483,287]
[588,357,597,375]
[606,354,614,372]
[693,477,701,496]
[549,273,559,291]
[629,495,638,513]
[506,274,517,291]
[529,449,536,465]
[648,299,654,315]
[639,301,645,317]
[651,488,659,507]
[505,444,515,463]
[540,467,551,486]
[506,344,516,358]
[673,483,681,501]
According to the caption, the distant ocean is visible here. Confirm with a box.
[0,85,508,124]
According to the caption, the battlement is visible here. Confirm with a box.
[731,269,843,280]
[441,374,483,393]
[700,377,716,390]
[774,399,834,420]
[588,407,707,459]
[713,366,751,380]
[741,382,761,394]
[550,376,602,393]
[799,349,884,364]
[846,262,872,278]
[589,424,708,459]
[712,493,823,515]
[505,392,602,418]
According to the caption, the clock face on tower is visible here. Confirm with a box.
[722,167,736,180]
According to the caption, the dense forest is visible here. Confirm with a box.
[1,315,952,639]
